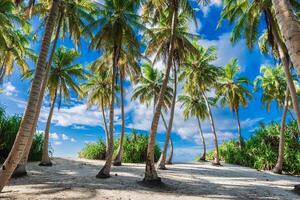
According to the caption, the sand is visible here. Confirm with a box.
[1,157,300,199]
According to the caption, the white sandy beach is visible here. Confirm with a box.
[1,157,300,200]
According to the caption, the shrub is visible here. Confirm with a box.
[204,121,300,174]
[0,106,44,163]
[79,140,106,160]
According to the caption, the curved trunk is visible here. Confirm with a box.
[202,92,220,165]
[273,88,289,174]
[166,137,173,164]
[197,117,206,161]
[266,9,300,130]
[39,92,57,166]
[101,101,109,153]
[271,0,300,76]
[13,11,63,177]
[235,108,242,149]
[96,44,120,178]
[157,64,177,170]
[144,5,178,183]
[114,71,125,166]
[0,0,59,192]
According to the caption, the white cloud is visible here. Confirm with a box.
[62,134,69,141]
[200,0,222,17]
[2,82,17,96]
[49,133,59,140]
[71,138,76,142]
[54,141,62,145]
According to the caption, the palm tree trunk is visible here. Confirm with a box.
[96,44,120,178]
[273,88,289,174]
[271,0,300,76]
[166,137,173,164]
[235,108,243,149]
[202,92,220,165]
[197,117,206,161]
[144,4,178,183]
[114,71,125,166]
[39,92,57,166]
[157,63,177,170]
[266,9,300,130]
[13,11,63,177]
[101,101,109,153]
[0,0,59,192]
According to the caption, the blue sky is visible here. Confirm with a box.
[0,1,290,162]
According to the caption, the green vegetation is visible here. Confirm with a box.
[0,107,44,163]
[205,121,300,174]
[79,132,161,163]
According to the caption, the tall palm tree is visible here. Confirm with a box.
[178,90,209,161]
[40,46,84,166]
[219,0,300,131]
[81,68,112,154]
[0,0,59,191]
[87,0,142,178]
[254,64,299,173]
[181,44,222,165]
[216,58,252,149]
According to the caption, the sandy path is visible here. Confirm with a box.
[1,157,300,199]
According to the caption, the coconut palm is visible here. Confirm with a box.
[0,0,59,191]
[178,90,209,161]
[254,64,300,173]
[180,44,222,165]
[87,0,142,178]
[39,46,84,166]
[219,0,300,131]
[216,58,252,149]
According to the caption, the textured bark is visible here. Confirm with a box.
[235,108,242,149]
[272,0,300,76]
[13,11,63,177]
[96,44,120,178]
[273,89,289,174]
[144,5,177,183]
[266,9,300,130]
[39,92,57,166]
[157,64,177,170]
[202,92,220,165]
[114,71,125,166]
[101,101,109,153]
[197,117,206,161]
[166,137,173,164]
[0,0,59,192]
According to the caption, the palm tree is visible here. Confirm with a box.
[181,44,222,165]
[271,0,300,76]
[219,0,300,131]
[254,64,299,173]
[216,58,252,149]
[87,0,142,178]
[0,0,59,191]
[178,90,209,161]
[39,46,84,166]
[81,67,112,154]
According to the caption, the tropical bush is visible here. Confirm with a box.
[0,106,44,163]
[204,121,300,174]
[79,131,161,163]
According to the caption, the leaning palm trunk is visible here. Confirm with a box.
[101,101,109,153]
[266,9,300,130]
[39,92,57,166]
[271,0,300,76]
[12,11,63,177]
[235,108,243,149]
[0,0,59,192]
[144,7,178,183]
[196,117,206,161]
[273,88,289,174]
[202,92,220,165]
[157,64,177,169]
[96,44,119,178]
[114,72,125,166]
[166,137,173,164]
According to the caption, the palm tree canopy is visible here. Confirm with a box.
[216,58,252,112]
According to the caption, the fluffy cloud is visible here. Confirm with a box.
[2,82,17,96]
[49,133,59,140]
[62,134,69,141]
